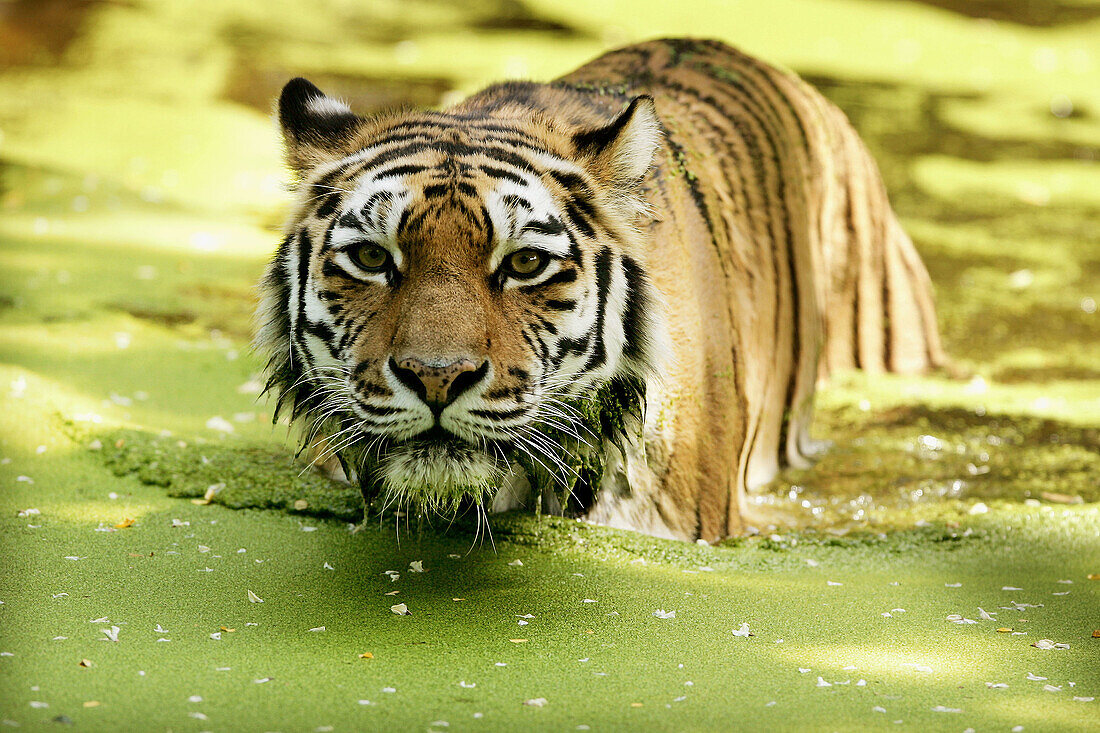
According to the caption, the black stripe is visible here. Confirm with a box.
[502,194,532,211]
[470,407,529,421]
[315,191,341,218]
[581,248,613,372]
[519,267,576,292]
[620,255,648,361]
[544,298,576,311]
[522,216,565,236]
[293,227,315,371]
[355,402,403,417]
[479,164,527,186]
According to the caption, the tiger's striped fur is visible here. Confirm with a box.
[255,39,945,542]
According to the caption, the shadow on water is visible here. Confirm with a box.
[0,0,134,67]
[879,0,1100,27]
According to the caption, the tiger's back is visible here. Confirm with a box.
[478,39,945,539]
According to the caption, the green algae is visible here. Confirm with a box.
[2,0,1100,729]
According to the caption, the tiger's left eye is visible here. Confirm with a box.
[504,249,547,279]
[350,243,390,272]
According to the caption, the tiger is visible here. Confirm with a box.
[255,38,945,543]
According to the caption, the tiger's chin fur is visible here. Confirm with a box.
[256,38,945,542]
[374,439,503,514]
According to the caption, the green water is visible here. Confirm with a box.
[1,0,1097,730]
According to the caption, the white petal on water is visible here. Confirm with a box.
[1002,586,1023,591]
[523,698,548,707]
[986,682,1009,689]
[1073,697,1095,702]
[653,609,676,619]
[323,562,334,570]
[1043,685,1062,692]
[518,620,528,626]
[210,632,221,640]
[945,582,962,588]
[247,590,264,603]
[390,603,410,616]
[458,681,476,688]
[1032,639,1069,650]
[816,677,832,687]
[308,626,326,632]
[731,622,751,637]
[826,581,842,586]
[205,416,235,433]
[1027,673,1048,681]
[508,559,524,567]
[872,706,886,713]
[798,668,811,674]
[931,706,962,713]
[978,607,996,620]
[100,626,120,642]
[409,560,425,573]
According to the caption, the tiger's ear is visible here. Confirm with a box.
[278,78,362,173]
[572,96,662,190]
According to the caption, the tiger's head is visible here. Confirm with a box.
[256,78,666,514]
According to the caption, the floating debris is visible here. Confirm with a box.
[1032,639,1070,650]
[390,603,410,616]
[192,483,224,506]
[731,623,752,638]
[508,559,524,567]
[653,610,676,619]
[247,590,264,603]
[523,698,548,707]
[100,626,120,642]
[359,652,374,659]
[409,560,425,573]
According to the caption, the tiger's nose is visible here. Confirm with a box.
[388,356,489,412]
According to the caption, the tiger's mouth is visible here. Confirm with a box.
[358,421,521,512]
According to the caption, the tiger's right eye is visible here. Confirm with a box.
[350,243,390,272]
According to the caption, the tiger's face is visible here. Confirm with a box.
[257,79,664,510]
